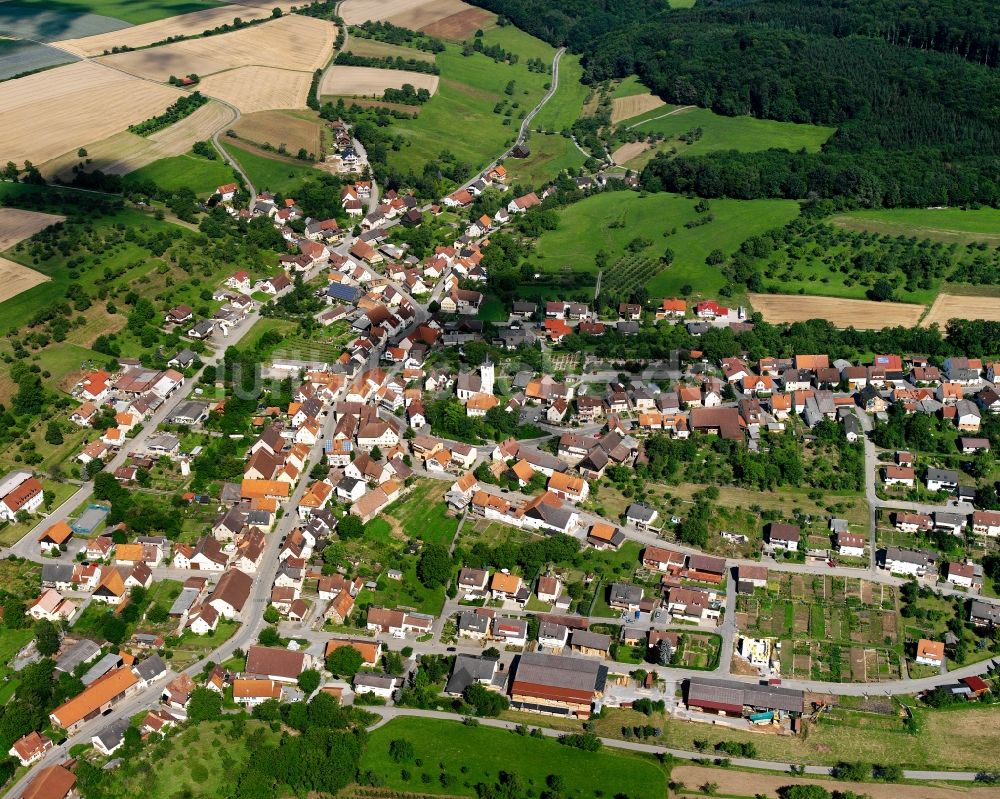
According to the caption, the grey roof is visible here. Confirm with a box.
[513,652,607,694]
[934,511,968,528]
[94,717,129,749]
[687,677,803,713]
[83,653,123,685]
[970,600,1000,624]
[457,611,488,634]
[927,467,959,483]
[354,673,397,690]
[570,630,611,650]
[42,562,74,584]
[134,655,167,683]
[55,638,101,673]
[626,503,657,523]
[538,621,569,640]
[609,582,643,605]
[445,654,498,695]
[884,546,929,566]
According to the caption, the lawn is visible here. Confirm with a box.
[532,52,588,132]
[384,26,557,179]
[623,105,834,157]
[528,190,799,297]
[477,293,507,322]
[502,132,585,187]
[169,619,240,669]
[830,206,1000,245]
[384,479,459,546]
[4,0,223,25]
[125,152,236,197]
[219,141,318,195]
[360,716,666,799]
[0,481,80,545]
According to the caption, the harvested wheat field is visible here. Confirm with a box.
[341,0,473,28]
[198,66,312,112]
[0,208,65,250]
[923,293,1000,328]
[41,100,235,180]
[611,141,651,165]
[54,1,299,57]
[0,258,49,303]
[346,38,436,62]
[97,14,336,82]
[671,766,1000,799]
[749,293,925,329]
[0,60,181,165]
[611,93,665,124]
[421,6,495,38]
[233,110,322,155]
[321,65,438,97]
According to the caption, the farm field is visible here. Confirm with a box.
[0,3,130,41]
[670,765,1000,799]
[923,293,1000,327]
[736,574,900,683]
[0,208,65,250]
[344,37,436,62]
[0,39,76,80]
[5,0,227,25]
[610,91,664,124]
[830,206,1000,245]
[198,65,314,113]
[531,52,587,132]
[380,27,559,179]
[231,109,322,157]
[529,191,799,297]
[97,13,335,81]
[623,104,835,158]
[360,716,666,799]
[220,140,317,193]
[341,0,488,34]
[320,65,439,97]
[124,151,235,194]
[40,99,235,180]
[53,0,298,56]
[500,132,585,186]
[419,4,493,39]
[749,294,925,330]
[0,59,182,165]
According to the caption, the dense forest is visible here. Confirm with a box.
[469,0,1000,206]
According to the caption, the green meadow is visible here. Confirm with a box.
[125,152,236,196]
[532,52,588,132]
[831,206,1000,245]
[361,716,666,799]
[621,105,834,166]
[529,190,799,297]
[3,0,223,26]
[220,141,317,195]
[384,26,557,176]
[502,132,585,186]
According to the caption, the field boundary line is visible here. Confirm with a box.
[626,103,694,130]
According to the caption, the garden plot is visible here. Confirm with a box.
[96,13,335,81]
[0,60,182,165]
[53,0,298,57]
[736,574,901,683]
